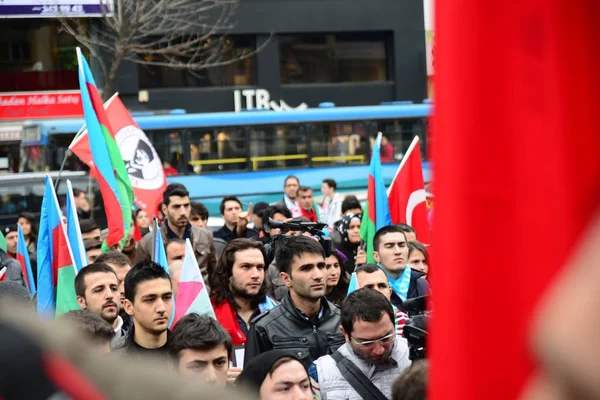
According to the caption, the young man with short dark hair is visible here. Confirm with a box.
[84,238,103,263]
[135,183,216,286]
[190,201,209,228]
[245,236,344,368]
[213,196,258,243]
[113,261,173,360]
[94,251,133,333]
[168,313,232,387]
[372,225,430,310]
[310,288,411,400]
[79,219,101,241]
[75,263,124,342]
[355,263,409,337]
[291,186,324,223]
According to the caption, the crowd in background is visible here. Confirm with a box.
[0,175,431,400]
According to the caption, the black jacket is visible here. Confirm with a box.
[391,270,431,311]
[244,292,345,368]
[112,326,170,363]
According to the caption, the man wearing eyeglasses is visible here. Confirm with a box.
[309,288,411,400]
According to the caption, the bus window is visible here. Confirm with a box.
[188,127,247,173]
[19,146,47,173]
[249,125,307,170]
[377,119,426,163]
[147,130,184,174]
[309,122,368,166]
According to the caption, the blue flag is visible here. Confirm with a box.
[66,180,88,271]
[152,217,175,328]
[17,225,36,295]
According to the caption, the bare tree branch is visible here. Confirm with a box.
[56,0,270,100]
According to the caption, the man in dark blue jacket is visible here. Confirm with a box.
[372,225,430,310]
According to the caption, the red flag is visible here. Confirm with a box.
[388,136,430,243]
[0,267,6,281]
[431,2,600,400]
[70,94,167,218]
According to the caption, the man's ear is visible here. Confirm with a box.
[373,251,381,263]
[340,325,350,343]
[123,298,135,316]
[161,203,168,217]
[76,296,87,310]
[280,271,292,288]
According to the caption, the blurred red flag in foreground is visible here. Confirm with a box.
[431,1,600,399]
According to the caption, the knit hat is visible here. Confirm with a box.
[3,224,17,235]
[236,350,308,395]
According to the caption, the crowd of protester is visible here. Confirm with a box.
[0,175,431,400]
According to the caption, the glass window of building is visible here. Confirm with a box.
[0,20,81,92]
[138,36,255,89]
[280,32,389,84]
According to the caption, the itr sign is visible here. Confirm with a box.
[233,89,308,113]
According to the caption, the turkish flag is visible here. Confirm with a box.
[70,94,167,217]
[388,136,430,244]
[431,1,600,400]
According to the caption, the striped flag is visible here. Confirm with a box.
[151,217,175,328]
[66,180,88,271]
[17,225,36,295]
[76,48,133,249]
[37,176,80,317]
[0,267,6,281]
[360,132,392,263]
[174,239,215,326]
[0,230,6,252]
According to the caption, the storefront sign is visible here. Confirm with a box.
[0,91,83,121]
[0,1,112,18]
[233,89,308,113]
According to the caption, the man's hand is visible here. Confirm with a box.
[227,367,243,385]
[355,248,367,266]
[236,202,253,236]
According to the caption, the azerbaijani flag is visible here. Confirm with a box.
[17,225,36,295]
[152,217,175,328]
[174,239,215,325]
[0,230,6,252]
[360,132,392,263]
[76,48,129,249]
[66,180,88,271]
[37,176,80,317]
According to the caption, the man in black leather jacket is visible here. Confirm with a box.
[244,236,345,368]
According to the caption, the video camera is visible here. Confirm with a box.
[402,295,430,361]
[263,217,333,259]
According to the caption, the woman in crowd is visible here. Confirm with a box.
[408,241,429,279]
[324,249,350,306]
[335,213,365,273]
[135,209,151,238]
[17,212,37,253]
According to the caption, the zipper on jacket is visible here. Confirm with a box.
[312,325,320,351]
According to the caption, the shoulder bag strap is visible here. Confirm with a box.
[331,351,388,400]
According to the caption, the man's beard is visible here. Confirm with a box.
[230,279,266,305]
